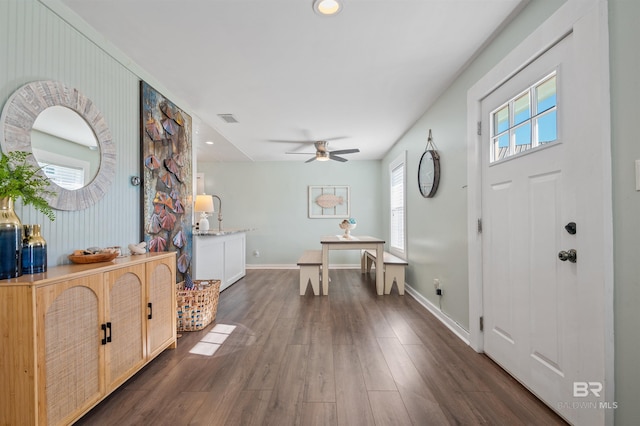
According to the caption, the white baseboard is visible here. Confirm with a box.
[245,264,361,270]
[405,283,470,345]
[246,264,297,270]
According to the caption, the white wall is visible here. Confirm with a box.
[197,160,382,266]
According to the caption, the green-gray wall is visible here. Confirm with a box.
[0,0,194,265]
[609,0,640,423]
[197,161,382,266]
[379,0,640,422]
[380,0,640,422]
[381,0,563,335]
[1,0,140,265]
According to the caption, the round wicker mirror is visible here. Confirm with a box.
[0,80,116,211]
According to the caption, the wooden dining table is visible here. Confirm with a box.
[320,235,385,295]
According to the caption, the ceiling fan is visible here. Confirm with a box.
[286,140,360,163]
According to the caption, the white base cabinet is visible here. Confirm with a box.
[193,232,246,291]
[0,252,177,426]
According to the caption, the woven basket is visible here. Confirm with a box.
[176,279,221,331]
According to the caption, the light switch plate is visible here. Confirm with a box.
[636,160,640,191]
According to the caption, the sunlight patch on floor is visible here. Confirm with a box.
[189,324,237,356]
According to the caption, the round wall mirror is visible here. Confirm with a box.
[0,81,116,210]
[32,105,101,190]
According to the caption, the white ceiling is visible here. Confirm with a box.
[56,0,524,162]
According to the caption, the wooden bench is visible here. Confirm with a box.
[361,249,408,295]
[298,250,321,295]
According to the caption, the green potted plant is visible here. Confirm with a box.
[0,150,55,279]
[0,151,55,220]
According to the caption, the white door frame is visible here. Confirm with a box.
[466,0,614,423]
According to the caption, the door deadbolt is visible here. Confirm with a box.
[558,249,577,263]
[565,222,577,235]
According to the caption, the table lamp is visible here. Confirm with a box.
[194,194,214,232]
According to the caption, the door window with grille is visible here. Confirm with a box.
[490,71,557,163]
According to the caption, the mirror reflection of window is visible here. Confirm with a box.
[39,162,85,190]
[31,105,100,190]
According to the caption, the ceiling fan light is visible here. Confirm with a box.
[313,0,342,16]
[316,152,330,161]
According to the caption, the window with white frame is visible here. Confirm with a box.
[490,71,557,163]
[389,152,406,255]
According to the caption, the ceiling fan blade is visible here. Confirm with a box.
[324,136,349,142]
[330,148,360,155]
[269,136,347,144]
[305,156,317,163]
[268,139,315,144]
[329,154,348,162]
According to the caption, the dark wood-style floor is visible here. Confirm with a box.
[77,269,567,426]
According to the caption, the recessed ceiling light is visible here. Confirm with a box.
[313,0,342,16]
[205,141,214,145]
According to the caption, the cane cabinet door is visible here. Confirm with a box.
[104,264,146,391]
[36,276,104,426]
[146,257,176,358]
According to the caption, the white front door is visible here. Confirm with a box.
[480,26,609,425]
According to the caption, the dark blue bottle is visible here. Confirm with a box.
[22,224,47,274]
[0,197,22,280]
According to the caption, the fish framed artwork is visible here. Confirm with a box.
[140,81,193,283]
[308,185,350,218]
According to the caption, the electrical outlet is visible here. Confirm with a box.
[436,288,443,296]
[433,278,440,290]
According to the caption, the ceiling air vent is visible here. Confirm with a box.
[217,114,238,124]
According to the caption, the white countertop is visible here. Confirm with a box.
[194,228,254,237]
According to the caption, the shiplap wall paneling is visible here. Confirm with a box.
[1,0,141,263]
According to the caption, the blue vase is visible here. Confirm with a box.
[0,196,23,279]
[22,224,47,274]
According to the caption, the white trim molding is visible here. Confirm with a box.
[405,284,470,345]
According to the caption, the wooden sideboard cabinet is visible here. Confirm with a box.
[0,252,177,426]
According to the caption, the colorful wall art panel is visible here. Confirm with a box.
[140,81,193,282]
